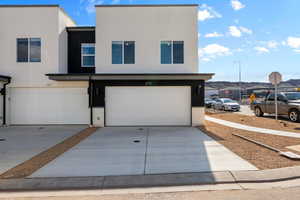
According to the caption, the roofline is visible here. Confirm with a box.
[95,4,198,8]
[0,4,59,7]
[67,26,95,32]
[0,75,11,83]
[0,4,77,26]
[46,73,214,81]
[46,73,214,76]
[59,7,77,26]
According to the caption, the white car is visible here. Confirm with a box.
[213,98,240,111]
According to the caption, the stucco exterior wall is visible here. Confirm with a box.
[0,7,60,87]
[192,107,205,126]
[58,9,76,73]
[95,6,198,73]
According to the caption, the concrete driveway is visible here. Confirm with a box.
[0,125,87,175]
[31,127,256,177]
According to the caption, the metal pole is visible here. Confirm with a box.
[238,61,242,103]
[275,80,278,121]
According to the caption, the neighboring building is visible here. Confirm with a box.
[0,4,213,127]
[219,87,244,101]
[205,86,219,98]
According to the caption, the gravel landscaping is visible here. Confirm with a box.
[201,121,300,170]
[206,111,300,133]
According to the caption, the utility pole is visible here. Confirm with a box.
[239,61,242,103]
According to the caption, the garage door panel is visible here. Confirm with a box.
[10,88,89,125]
[105,86,191,126]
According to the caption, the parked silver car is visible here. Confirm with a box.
[213,98,240,111]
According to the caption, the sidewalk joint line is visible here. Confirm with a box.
[143,127,150,175]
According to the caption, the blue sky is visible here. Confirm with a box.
[1,0,300,82]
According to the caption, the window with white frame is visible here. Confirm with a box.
[17,38,41,62]
[81,43,95,67]
[160,41,184,64]
[112,41,135,64]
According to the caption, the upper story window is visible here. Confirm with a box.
[112,41,135,64]
[81,43,95,67]
[160,41,184,64]
[17,38,41,62]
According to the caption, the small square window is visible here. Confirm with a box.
[160,41,184,64]
[81,43,95,67]
[112,41,135,64]
[17,38,41,63]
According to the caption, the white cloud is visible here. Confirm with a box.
[235,48,244,52]
[267,41,279,49]
[287,37,300,49]
[199,44,231,62]
[202,57,211,62]
[228,26,252,37]
[205,32,224,38]
[82,0,104,14]
[254,46,270,54]
[239,26,253,35]
[198,4,222,21]
[231,0,245,11]
[229,26,242,37]
[294,49,300,53]
[201,44,231,56]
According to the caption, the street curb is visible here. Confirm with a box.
[1,166,300,191]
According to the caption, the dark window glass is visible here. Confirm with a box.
[30,38,41,62]
[82,56,95,66]
[81,44,95,67]
[17,38,28,62]
[173,41,184,64]
[82,46,95,54]
[268,94,275,101]
[124,41,135,64]
[112,41,123,64]
[161,41,172,64]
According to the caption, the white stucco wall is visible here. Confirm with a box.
[93,108,105,127]
[58,9,76,73]
[192,107,205,126]
[0,6,89,125]
[95,5,198,73]
[0,6,59,87]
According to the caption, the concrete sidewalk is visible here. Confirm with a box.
[206,116,300,138]
[1,166,300,191]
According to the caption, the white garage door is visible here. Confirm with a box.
[105,86,191,126]
[10,88,89,125]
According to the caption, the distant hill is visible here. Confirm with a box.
[206,79,300,90]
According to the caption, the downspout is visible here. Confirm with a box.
[89,76,94,127]
[2,78,11,126]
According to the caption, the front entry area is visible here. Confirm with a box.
[105,86,191,126]
[30,127,257,177]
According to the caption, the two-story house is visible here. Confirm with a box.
[0,4,213,127]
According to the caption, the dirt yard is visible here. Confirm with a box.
[206,111,300,133]
[201,121,300,169]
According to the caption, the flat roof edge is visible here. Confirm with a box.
[95,4,199,7]
[67,26,96,31]
[0,75,11,82]
[46,73,214,76]
[46,73,214,81]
